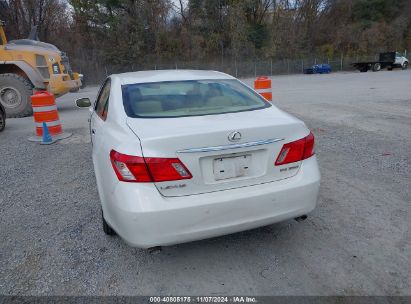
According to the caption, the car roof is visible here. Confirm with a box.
[114,70,235,85]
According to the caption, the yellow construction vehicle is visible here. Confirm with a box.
[0,21,81,117]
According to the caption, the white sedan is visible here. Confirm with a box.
[76,70,320,248]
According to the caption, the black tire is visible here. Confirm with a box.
[387,65,393,71]
[0,73,34,118]
[0,107,5,132]
[360,67,368,72]
[102,211,116,236]
[80,77,86,89]
[402,62,408,70]
[372,63,381,72]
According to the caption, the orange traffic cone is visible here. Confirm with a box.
[28,91,71,143]
[254,76,272,102]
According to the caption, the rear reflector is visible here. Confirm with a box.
[275,132,315,166]
[110,150,192,183]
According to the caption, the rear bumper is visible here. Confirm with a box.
[103,156,320,248]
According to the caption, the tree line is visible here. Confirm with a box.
[1,0,410,80]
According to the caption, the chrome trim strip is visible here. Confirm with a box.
[177,138,284,153]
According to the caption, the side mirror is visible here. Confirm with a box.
[75,97,91,108]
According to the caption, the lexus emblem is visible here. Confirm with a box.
[228,131,242,142]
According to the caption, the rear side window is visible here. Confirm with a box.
[122,79,270,118]
[95,79,111,120]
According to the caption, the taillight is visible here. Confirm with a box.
[110,150,192,183]
[275,132,315,166]
[110,150,151,182]
[302,132,315,160]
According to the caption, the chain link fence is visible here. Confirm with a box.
[75,55,379,84]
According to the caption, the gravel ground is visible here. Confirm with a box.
[0,70,410,296]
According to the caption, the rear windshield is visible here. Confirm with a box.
[122,79,271,118]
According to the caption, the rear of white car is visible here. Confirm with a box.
[90,70,320,248]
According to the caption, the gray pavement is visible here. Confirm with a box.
[0,70,410,296]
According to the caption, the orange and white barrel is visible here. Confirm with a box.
[254,76,272,101]
[28,90,71,142]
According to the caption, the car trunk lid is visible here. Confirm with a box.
[126,107,308,197]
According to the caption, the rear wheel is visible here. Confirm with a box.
[372,63,381,72]
[403,62,408,70]
[360,67,368,72]
[80,76,86,89]
[0,73,34,118]
[0,107,5,132]
[102,211,116,236]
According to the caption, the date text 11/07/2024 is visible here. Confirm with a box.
[149,296,257,303]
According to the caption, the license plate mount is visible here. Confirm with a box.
[213,155,251,181]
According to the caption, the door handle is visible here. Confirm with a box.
[91,129,96,134]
